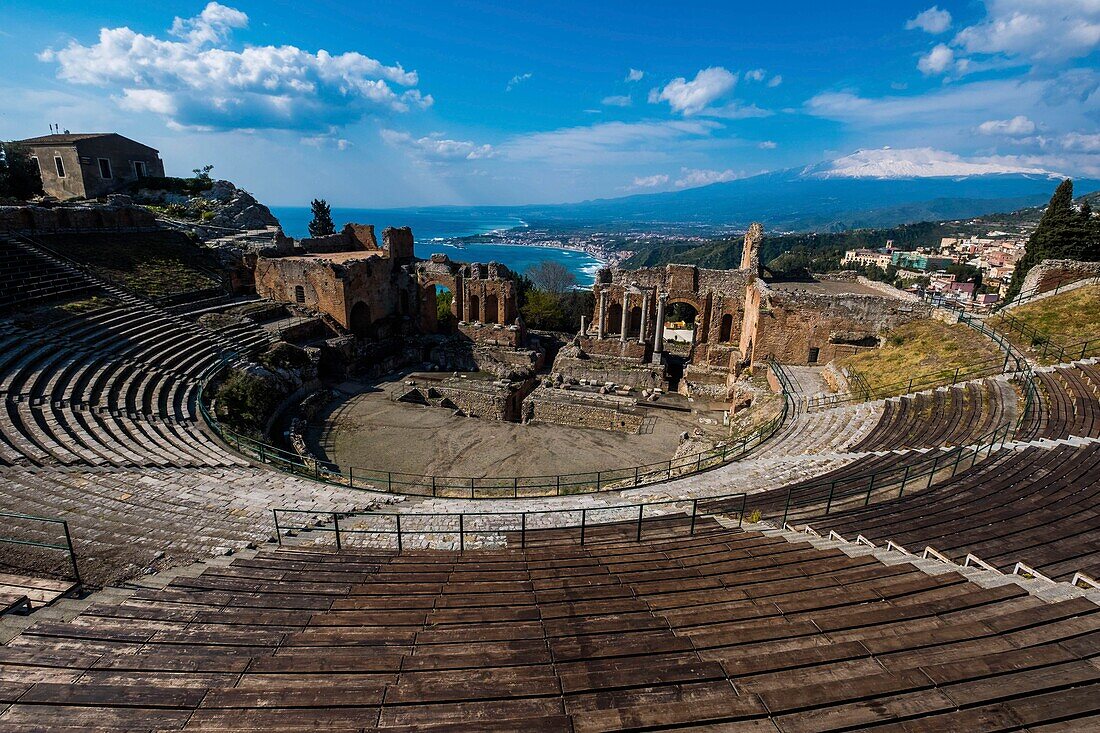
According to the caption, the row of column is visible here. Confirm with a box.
[594,288,668,353]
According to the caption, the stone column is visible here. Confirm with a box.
[654,293,667,353]
[597,290,607,339]
[638,290,650,345]
[620,291,630,342]
[580,315,587,336]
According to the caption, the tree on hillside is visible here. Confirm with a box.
[526,260,577,293]
[1003,180,1100,302]
[308,198,336,237]
[0,142,43,200]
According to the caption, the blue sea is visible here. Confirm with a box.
[270,206,604,285]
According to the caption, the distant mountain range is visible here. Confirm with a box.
[511,149,1100,232]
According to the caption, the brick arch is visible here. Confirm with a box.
[664,298,704,344]
[349,301,372,338]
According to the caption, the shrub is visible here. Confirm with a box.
[216,370,285,438]
[745,508,762,524]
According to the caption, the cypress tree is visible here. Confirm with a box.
[1003,180,1100,302]
[308,198,336,237]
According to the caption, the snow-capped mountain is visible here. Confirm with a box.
[800,147,1059,180]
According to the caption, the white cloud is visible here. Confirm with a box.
[499,119,721,164]
[918,43,956,75]
[977,115,1036,136]
[905,6,952,34]
[767,75,783,87]
[803,146,1056,178]
[601,95,632,107]
[381,129,495,160]
[674,167,741,188]
[953,0,1100,65]
[506,72,533,91]
[632,174,669,187]
[626,68,644,82]
[648,67,737,115]
[38,2,429,131]
[1061,132,1100,152]
[301,130,352,151]
[758,140,777,149]
[745,68,767,82]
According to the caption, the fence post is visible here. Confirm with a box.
[273,509,282,546]
[596,472,601,492]
[61,520,81,586]
[333,513,342,551]
[513,476,518,498]
[864,473,876,507]
[387,471,392,492]
[781,488,792,526]
[348,467,353,488]
[825,480,837,515]
[690,498,698,535]
[953,366,960,384]
[521,512,526,548]
[459,514,464,552]
[927,453,939,490]
[580,509,587,545]
[259,444,265,463]
[556,474,561,496]
[634,466,640,486]
[431,475,437,496]
[396,514,402,553]
[899,465,910,498]
[636,504,643,541]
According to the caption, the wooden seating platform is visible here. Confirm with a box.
[1,520,1097,730]
[814,444,1100,582]
[0,573,79,616]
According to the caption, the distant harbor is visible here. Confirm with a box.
[271,206,606,285]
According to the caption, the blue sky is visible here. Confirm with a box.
[1,1,1097,206]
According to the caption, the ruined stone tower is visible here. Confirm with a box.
[740,222,763,274]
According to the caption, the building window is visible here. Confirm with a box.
[294,285,305,304]
[808,347,820,364]
[30,156,39,174]
[98,158,113,179]
[54,156,65,178]
[133,160,148,178]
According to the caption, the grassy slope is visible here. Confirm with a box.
[991,285,1100,363]
[38,231,221,299]
[836,319,1003,394]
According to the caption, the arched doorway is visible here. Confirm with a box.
[628,306,642,337]
[719,313,733,342]
[469,294,480,323]
[349,301,372,338]
[433,285,453,331]
[484,293,499,324]
[607,303,623,335]
[664,301,698,344]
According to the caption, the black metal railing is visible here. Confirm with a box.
[197,359,795,499]
[988,308,1100,364]
[0,510,81,588]
[272,492,749,551]
[274,416,1014,553]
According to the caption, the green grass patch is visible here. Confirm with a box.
[836,319,1003,395]
[37,231,222,299]
[991,285,1100,364]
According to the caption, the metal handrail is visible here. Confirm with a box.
[273,491,749,550]
[196,358,796,499]
[0,510,81,587]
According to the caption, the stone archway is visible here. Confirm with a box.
[607,303,623,335]
[349,301,372,338]
[469,294,481,323]
[719,313,733,342]
[484,293,499,324]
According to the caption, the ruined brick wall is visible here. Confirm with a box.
[552,355,665,390]
[459,322,522,347]
[1020,259,1100,295]
[522,388,644,433]
[751,288,929,365]
[0,203,157,231]
[396,382,515,421]
[254,258,352,329]
[300,224,378,254]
